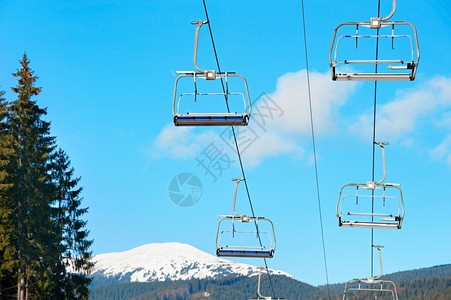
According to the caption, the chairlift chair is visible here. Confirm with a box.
[250,267,286,300]
[173,21,251,126]
[342,245,399,300]
[329,0,419,81]
[215,179,276,258]
[336,142,405,229]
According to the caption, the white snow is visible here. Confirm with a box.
[91,242,293,283]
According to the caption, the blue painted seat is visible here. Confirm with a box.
[216,249,273,258]
[174,113,249,126]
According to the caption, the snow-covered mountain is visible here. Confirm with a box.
[91,242,292,286]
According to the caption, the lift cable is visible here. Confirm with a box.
[301,1,331,299]
[201,0,276,297]
[371,0,382,280]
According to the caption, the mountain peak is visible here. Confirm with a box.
[91,242,292,285]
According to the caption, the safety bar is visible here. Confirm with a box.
[343,60,406,65]
[216,244,271,250]
[218,216,269,221]
[176,93,247,117]
[334,34,415,69]
[344,212,396,217]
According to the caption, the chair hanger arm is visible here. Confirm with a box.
[372,245,384,280]
[232,178,246,219]
[375,142,389,184]
[381,0,396,21]
[192,20,215,77]
[257,267,266,298]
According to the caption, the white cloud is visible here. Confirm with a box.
[431,76,451,105]
[149,124,217,160]
[236,70,356,167]
[265,70,357,135]
[401,137,414,147]
[150,74,451,169]
[240,130,304,168]
[436,111,451,128]
[349,76,451,141]
[150,69,357,168]
[430,135,451,167]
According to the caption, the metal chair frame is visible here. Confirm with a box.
[329,0,419,81]
[336,142,405,229]
[172,21,251,126]
[343,246,399,300]
[250,267,286,300]
[215,179,276,258]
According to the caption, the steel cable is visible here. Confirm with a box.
[301,0,331,298]
[371,0,382,280]
[201,0,276,297]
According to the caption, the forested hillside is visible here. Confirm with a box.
[90,275,321,300]
[90,264,451,300]
[319,264,451,299]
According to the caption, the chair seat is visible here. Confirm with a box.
[334,73,412,81]
[251,297,286,300]
[216,249,273,258]
[340,220,401,229]
[174,114,249,126]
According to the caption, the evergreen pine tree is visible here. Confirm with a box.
[8,53,59,299]
[9,54,58,299]
[0,88,11,189]
[51,149,93,299]
[0,87,17,298]
[0,53,93,299]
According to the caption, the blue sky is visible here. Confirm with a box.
[1,0,450,286]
